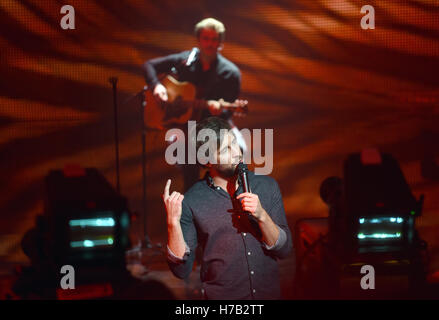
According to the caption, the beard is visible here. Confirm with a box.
[216,163,238,178]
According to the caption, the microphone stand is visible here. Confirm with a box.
[109,77,121,193]
[139,86,152,249]
[117,85,155,252]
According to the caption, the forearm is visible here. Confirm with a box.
[142,60,160,89]
[258,209,280,247]
[167,220,187,259]
[143,52,185,88]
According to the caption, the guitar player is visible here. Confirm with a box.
[142,17,247,192]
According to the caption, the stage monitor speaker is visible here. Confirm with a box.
[44,166,131,269]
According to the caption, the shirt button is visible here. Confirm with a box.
[250,271,254,275]
[247,251,251,255]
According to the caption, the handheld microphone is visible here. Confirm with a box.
[237,162,251,193]
[185,47,199,66]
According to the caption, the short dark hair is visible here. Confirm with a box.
[190,117,232,165]
[194,18,226,42]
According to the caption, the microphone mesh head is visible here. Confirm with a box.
[236,162,248,174]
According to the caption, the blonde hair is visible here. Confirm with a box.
[194,18,225,42]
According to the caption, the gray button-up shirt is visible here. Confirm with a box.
[167,171,293,300]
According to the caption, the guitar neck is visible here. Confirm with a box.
[177,99,213,110]
[175,98,244,113]
[185,99,209,110]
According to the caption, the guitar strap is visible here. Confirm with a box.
[174,52,219,121]
[193,59,219,121]
[202,58,219,101]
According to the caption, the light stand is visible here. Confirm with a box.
[139,86,153,249]
[108,77,121,193]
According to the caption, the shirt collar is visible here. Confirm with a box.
[204,171,244,192]
[204,171,219,189]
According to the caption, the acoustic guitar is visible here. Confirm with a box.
[144,75,248,130]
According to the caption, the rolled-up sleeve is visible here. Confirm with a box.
[262,180,293,259]
[167,243,190,264]
[167,200,198,279]
[263,226,287,251]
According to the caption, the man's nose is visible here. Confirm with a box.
[231,144,242,158]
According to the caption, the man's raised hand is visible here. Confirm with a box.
[162,179,184,225]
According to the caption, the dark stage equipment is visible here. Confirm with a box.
[294,149,430,299]
[44,166,131,268]
[13,166,174,300]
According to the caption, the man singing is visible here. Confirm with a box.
[162,117,292,300]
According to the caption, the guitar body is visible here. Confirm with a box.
[144,75,248,130]
[145,75,197,130]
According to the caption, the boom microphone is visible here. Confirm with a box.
[185,47,199,66]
